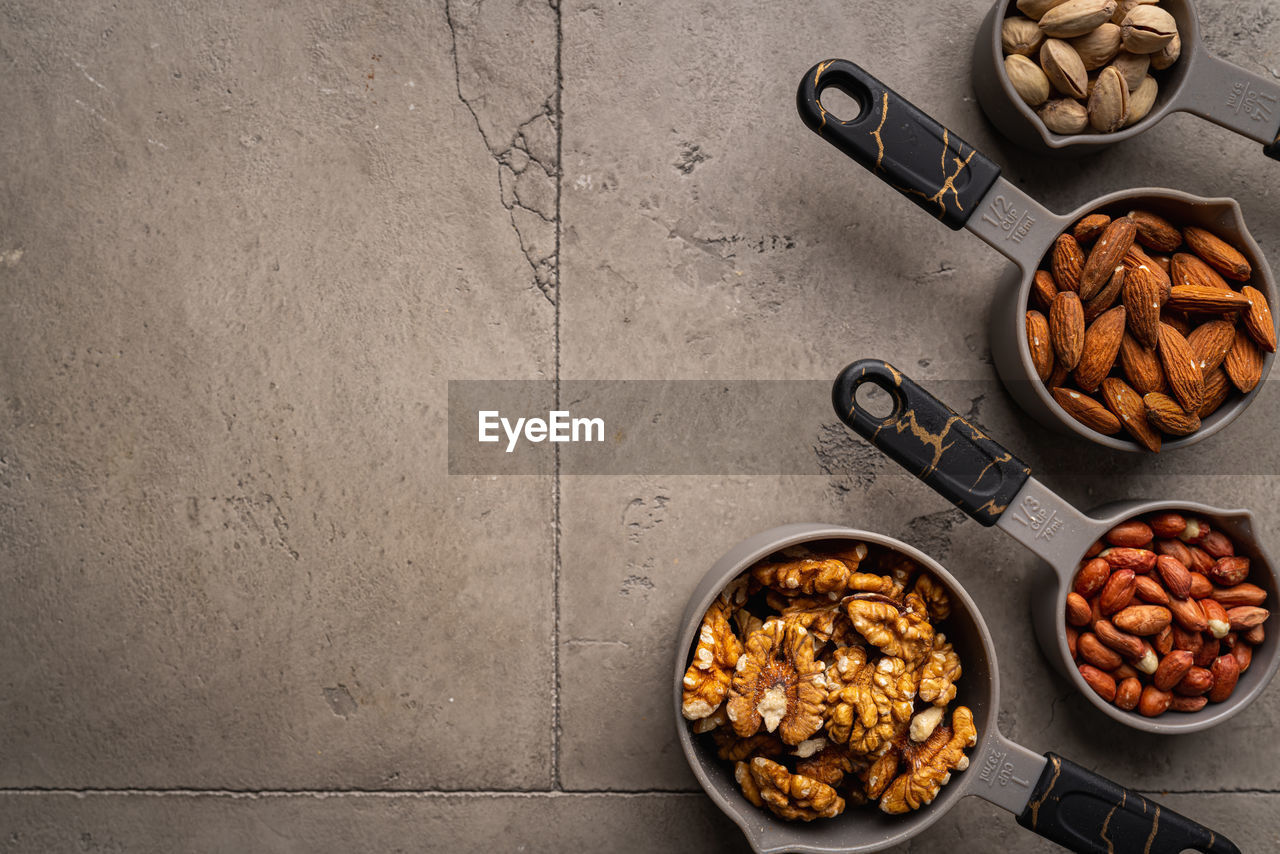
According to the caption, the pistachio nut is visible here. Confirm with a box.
[1088,65,1130,132]
[1121,5,1177,54]
[1124,75,1158,126]
[1110,0,1157,26]
[1070,22,1122,70]
[1150,31,1181,70]
[1110,50,1150,91]
[1039,97,1090,134]
[1006,54,1052,106]
[1016,0,1072,20]
[1002,15,1046,56]
[1041,39,1089,99]
[1039,0,1119,38]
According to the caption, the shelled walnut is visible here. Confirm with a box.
[684,539,974,822]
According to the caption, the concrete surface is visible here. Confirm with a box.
[1,0,1278,851]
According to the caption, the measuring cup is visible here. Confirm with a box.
[796,59,1277,452]
[972,0,1280,159]
[675,523,1241,853]
[832,358,1279,733]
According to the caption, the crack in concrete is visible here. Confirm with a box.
[444,0,559,304]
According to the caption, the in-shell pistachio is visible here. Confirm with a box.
[1110,0,1158,25]
[1071,22,1123,70]
[1124,75,1158,126]
[1110,50,1150,91]
[1121,5,1177,54]
[1002,15,1046,56]
[1088,65,1129,132]
[1040,0,1119,38]
[1006,54,1052,106]
[1017,0,1073,20]
[1039,98,1089,134]
[1041,39,1089,99]
[1150,31,1180,70]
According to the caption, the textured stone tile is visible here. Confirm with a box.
[0,790,1273,852]
[0,0,555,788]
[0,793,750,854]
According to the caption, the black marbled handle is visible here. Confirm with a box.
[796,59,1002,229]
[831,360,1029,526]
[1017,754,1241,854]
[1265,125,1280,161]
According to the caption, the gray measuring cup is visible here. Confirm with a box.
[832,358,1279,734]
[973,0,1280,159]
[675,523,1241,853]
[797,60,1277,452]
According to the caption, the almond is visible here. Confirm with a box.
[1027,310,1055,381]
[1198,367,1231,419]
[1135,575,1169,605]
[1244,624,1265,645]
[1189,572,1213,599]
[1052,387,1122,434]
[1100,376,1161,452]
[1084,266,1125,321]
[1242,285,1276,353]
[1080,217,1137,300]
[1128,210,1182,253]
[1052,233,1085,292]
[1161,310,1192,337]
[1202,531,1235,559]
[1143,391,1200,436]
[1154,554,1192,599]
[1122,263,1164,347]
[1170,252,1230,291]
[1166,285,1251,314]
[1049,291,1086,370]
[1186,320,1236,375]
[1113,604,1171,635]
[1074,305,1126,391]
[1154,623,1174,655]
[1172,624,1203,655]
[1119,332,1164,395]
[1033,269,1059,310]
[1184,227,1251,282]
[1073,213,1111,243]
[1233,641,1253,673]
[1156,322,1204,412]
[1195,637,1221,670]
[1123,244,1170,300]
[1224,326,1264,393]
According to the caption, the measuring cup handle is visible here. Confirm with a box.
[832,359,1030,526]
[796,59,1003,229]
[1174,51,1280,158]
[1017,753,1241,854]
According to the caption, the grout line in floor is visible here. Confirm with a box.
[550,0,565,793]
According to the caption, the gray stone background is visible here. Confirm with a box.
[2,0,1278,851]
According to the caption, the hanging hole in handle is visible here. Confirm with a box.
[815,82,866,124]
[852,376,901,422]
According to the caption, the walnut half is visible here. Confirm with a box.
[726,619,828,746]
